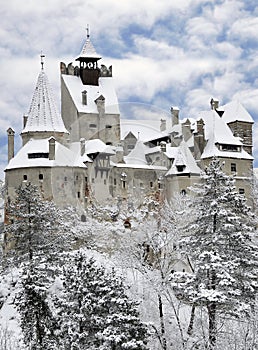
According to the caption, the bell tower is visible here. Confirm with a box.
[75,27,101,86]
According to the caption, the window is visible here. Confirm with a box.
[239,188,245,195]
[81,214,86,222]
[77,192,81,198]
[105,125,112,129]
[28,153,49,159]
[106,142,112,145]
[39,174,43,180]
[122,181,126,189]
[89,123,97,128]
[180,189,186,195]
[127,145,134,150]
[64,176,68,182]
[104,179,107,185]
[221,144,238,152]
[92,178,95,183]
[176,165,185,172]
[231,163,237,172]
[85,177,88,183]
[114,178,117,186]
[23,174,27,181]
[150,181,153,188]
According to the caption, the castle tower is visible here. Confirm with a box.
[21,54,69,146]
[60,29,121,145]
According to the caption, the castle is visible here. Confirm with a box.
[5,33,254,216]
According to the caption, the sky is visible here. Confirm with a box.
[0,0,258,178]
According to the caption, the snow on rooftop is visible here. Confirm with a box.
[5,139,86,170]
[121,119,169,142]
[124,140,149,165]
[166,141,201,176]
[22,70,68,134]
[197,110,243,146]
[84,139,115,155]
[62,75,120,115]
[76,37,102,60]
[220,100,254,124]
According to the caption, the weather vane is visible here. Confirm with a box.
[40,51,45,70]
[86,24,90,39]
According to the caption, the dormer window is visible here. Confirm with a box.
[220,144,239,152]
[28,153,49,159]
[176,165,186,172]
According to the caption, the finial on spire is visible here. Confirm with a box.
[40,52,45,70]
[86,24,90,39]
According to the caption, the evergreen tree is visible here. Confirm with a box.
[15,261,58,349]
[172,158,258,349]
[3,182,75,264]
[54,251,149,349]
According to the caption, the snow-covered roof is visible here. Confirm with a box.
[22,70,68,134]
[219,100,254,124]
[124,140,148,165]
[201,135,254,160]
[76,37,102,60]
[197,110,243,146]
[164,146,178,159]
[112,162,167,171]
[121,119,169,142]
[84,139,115,155]
[5,139,86,170]
[62,75,120,115]
[166,141,201,176]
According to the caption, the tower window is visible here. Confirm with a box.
[231,163,237,172]
[39,174,43,180]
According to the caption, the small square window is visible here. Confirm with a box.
[231,163,237,172]
[39,174,43,180]
[23,175,27,181]
[239,188,245,195]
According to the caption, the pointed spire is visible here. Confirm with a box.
[22,58,68,135]
[76,28,101,60]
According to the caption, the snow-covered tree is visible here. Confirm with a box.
[172,158,258,349]
[3,182,83,264]
[15,261,58,350]
[54,251,149,349]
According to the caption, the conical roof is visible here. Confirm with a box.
[76,37,101,60]
[22,69,68,134]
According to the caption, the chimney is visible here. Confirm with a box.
[171,106,179,126]
[160,141,167,152]
[182,119,192,142]
[23,115,28,128]
[116,143,124,163]
[7,128,15,162]
[95,95,105,117]
[194,118,205,160]
[210,98,219,110]
[48,137,56,160]
[80,138,85,156]
[82,90,87,105]
[160,119,166,132]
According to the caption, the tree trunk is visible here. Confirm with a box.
[207,302,216,349]
[158,294,167,350]
[187,304,195,335]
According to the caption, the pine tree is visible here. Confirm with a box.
[172,158,258,349]
[54,251,149,349]
[15,261,58,349]
[3,182,74,264]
